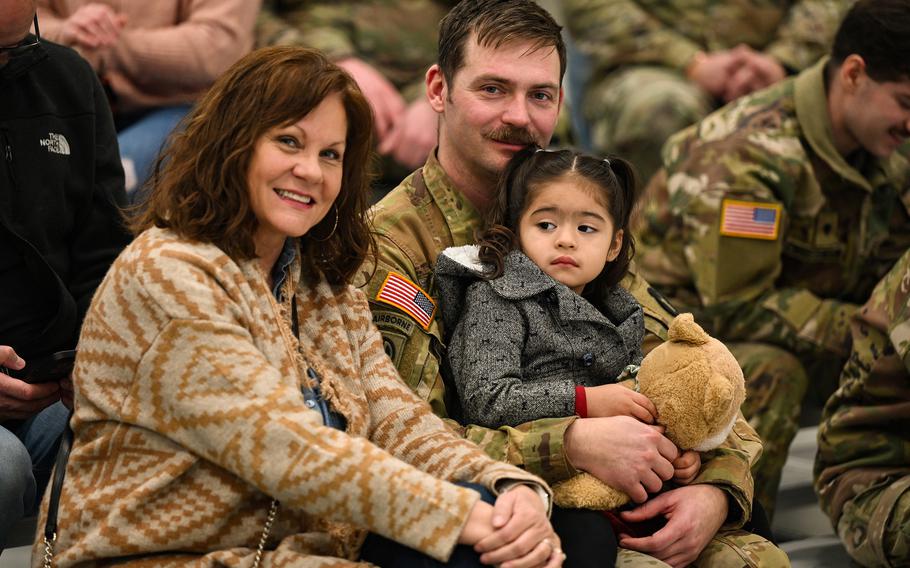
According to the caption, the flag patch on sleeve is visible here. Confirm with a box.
[375,272,437,330]
[719,200,782,240]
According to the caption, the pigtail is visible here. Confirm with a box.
[580,154,639,300]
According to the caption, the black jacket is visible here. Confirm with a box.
[0,38,130,358]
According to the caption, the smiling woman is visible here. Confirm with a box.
[33,46,560,567]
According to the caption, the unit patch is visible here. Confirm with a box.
[719,199,782,240]
[372,310,417,337]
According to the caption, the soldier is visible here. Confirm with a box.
[257,0,452,180]
[635,0,910,521]
[359,1,788,565]
[815,246,910,567]
[563,0,848,183]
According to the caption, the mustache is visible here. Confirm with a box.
[485,126,537,146]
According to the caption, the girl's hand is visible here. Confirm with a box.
[671,450,701,485]
[584,384,657,423]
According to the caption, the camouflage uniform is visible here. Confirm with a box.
[815,248,910,567]
[635,58,910,519]
[563,0,846,182]
[358,150,789,567]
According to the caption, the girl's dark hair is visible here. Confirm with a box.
[130,46,375,286]
[477,146,638,299]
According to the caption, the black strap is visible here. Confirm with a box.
[44,419,73,541]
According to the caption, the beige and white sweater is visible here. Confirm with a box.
[34,227,548,567]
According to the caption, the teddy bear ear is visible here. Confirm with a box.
[702,371,735,439]
[667,313,709,346]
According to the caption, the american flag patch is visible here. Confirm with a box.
[719,200,782,240]
[375,272,437,330]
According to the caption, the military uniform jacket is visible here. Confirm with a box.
[636,58,910,361]
[564,0,846,75]
[815,248,910,526]
[361,150,763,528]
[438,247,644,429]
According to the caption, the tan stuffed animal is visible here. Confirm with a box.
[552,313,745,510]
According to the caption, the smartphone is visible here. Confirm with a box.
[1,349,77,384]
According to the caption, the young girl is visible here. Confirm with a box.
[436,147,699,567]
[438,146,660,430]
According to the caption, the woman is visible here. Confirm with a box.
[33,47,562,568]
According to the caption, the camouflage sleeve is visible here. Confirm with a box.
[563,0,702,72]
[693,414,763,528]
[887,254,910,369]
[656,130,857,359]
[764,0,848,72]
[361,235,581,483]
[255,0,356,60]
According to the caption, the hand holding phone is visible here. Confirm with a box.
[2,349,77,384]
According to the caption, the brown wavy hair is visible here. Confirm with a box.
[130,46,375,285]
[478,146,639,300]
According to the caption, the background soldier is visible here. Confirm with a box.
[635,0,910,520]
[815,247,910,567]
[564,0,847,183]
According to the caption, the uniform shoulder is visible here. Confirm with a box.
[666,78,799,160]
[370,170,431,233]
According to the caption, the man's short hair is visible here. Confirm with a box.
[437,0,566,87]
[831,0,910,82]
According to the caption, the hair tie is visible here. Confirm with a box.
[603,157,611,167]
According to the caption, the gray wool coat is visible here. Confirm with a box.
[436,246,644,429]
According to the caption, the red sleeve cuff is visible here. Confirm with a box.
[575,386,588,418]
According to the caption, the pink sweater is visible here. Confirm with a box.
[38,0,261,112]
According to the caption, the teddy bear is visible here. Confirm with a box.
[552,312,745,510]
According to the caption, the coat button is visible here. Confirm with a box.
[582,353,595,366]
[305,399,317,408]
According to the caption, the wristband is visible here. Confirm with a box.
[575,385,588,418]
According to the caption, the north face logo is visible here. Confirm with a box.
[39,132,71,156]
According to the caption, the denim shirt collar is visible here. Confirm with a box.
[270,238,298,299]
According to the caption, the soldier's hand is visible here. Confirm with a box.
[686,49,742,99]
[618,485,727,567]
[671,450,701,485]
[337,57,406,143]
[722,46,786,101]
[0,346,62,421]
[584,384,657,423]
[378,98,438,169]
[565,416,677,503]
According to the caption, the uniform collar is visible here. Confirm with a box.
[795,57,894,192]
[422,148,483,247]
[490,250,641,328]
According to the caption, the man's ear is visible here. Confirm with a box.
[426,64,447,113]
[840,54,867,93]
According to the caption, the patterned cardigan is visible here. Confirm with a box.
[34,227,548,567]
